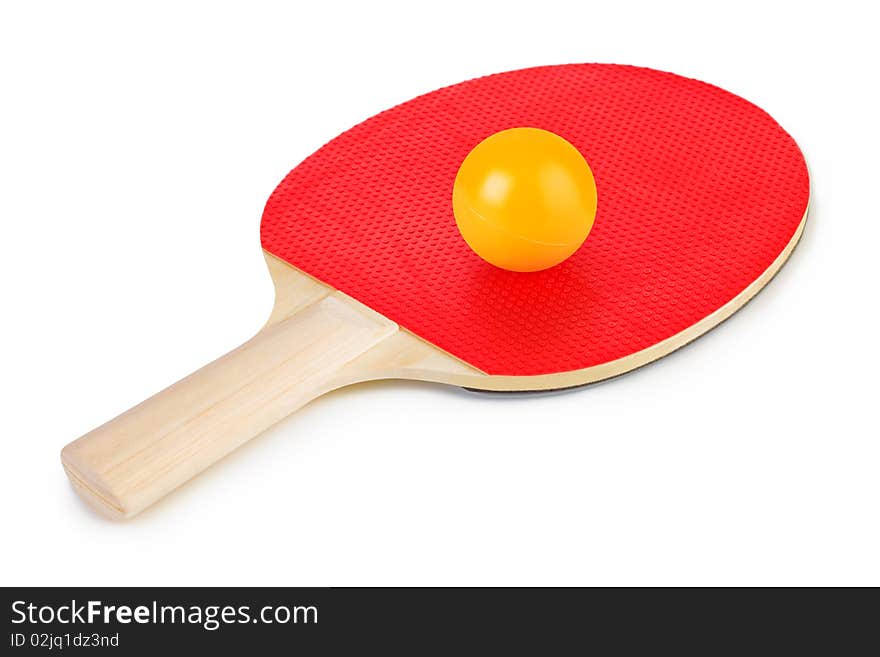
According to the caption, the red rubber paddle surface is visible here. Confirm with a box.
[261,64,809,376]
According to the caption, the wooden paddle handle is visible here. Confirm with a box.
[61,294,396,519]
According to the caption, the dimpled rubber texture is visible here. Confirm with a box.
[261,64,809,376]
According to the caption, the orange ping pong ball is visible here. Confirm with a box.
[452,127,597,272]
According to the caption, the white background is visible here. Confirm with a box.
[1,1,876,586]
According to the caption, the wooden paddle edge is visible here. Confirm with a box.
[269,200,810,393]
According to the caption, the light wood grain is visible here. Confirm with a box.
[62,204,806,518]
[62,289,400,518]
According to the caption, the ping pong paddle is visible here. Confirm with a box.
[61,64,810,519]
